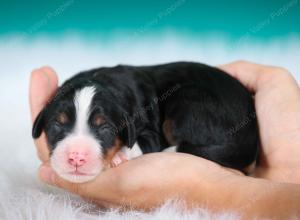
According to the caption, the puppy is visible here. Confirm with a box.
[32,62,258,183]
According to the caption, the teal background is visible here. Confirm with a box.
[1,0,299,40]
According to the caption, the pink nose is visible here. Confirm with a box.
[68,152,87,167]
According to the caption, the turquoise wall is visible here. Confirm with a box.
[1,0,299,40]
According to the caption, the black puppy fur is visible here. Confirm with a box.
[33,62,258,170]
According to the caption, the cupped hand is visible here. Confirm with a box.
[29,61,300,212]
[39,152,243,211]
[30,67,58,162]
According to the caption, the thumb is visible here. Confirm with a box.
[218,60,268,92]
[38,163,84,196]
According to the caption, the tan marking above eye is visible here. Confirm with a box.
[57,112,69,124]
[93,114,105,126]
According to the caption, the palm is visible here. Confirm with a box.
[88,152,239,209]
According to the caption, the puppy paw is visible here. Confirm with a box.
[110,151,128,168]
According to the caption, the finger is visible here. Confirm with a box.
[30,67,58,162]
[218,60,268,92]
[34,133,50,162]
[29,66,58,121]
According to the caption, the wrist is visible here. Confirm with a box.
[215,175,300,218]
[188,170,300,218]
[237,177,300,218]
[186,164,246,210]
[253,166,300,184]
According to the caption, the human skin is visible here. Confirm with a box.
[29,61,300,218]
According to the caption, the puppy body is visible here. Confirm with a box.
[33,62,258,182]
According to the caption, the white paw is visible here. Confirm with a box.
[110,143,143,168]
[111,151,128,168]
[162,146,177,152]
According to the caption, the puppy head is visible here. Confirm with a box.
[32,81,136,183]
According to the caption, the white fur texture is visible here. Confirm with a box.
[51,134,103,183]
[0,33,299,219]
[74,86,96,135]
[163,146,178,152]
[122,142,144,159]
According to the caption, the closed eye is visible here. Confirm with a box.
[92,114,106,127]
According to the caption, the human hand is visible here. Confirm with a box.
[219,60,300,183]
[39,152,244,210]
[29,62,300,216]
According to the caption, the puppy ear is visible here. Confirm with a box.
[124,114,136,148]
[32,109,46,139]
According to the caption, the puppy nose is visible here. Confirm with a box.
[68,152,87,167]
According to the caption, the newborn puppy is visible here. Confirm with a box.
[32,62,258,183]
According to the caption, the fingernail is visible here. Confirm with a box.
[41,71,51,88]
[39,165,55,184]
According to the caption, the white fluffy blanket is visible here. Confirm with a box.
[0,34,299,219]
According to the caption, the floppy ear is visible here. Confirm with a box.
[124,114,136,148]
[32,109,46,139]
